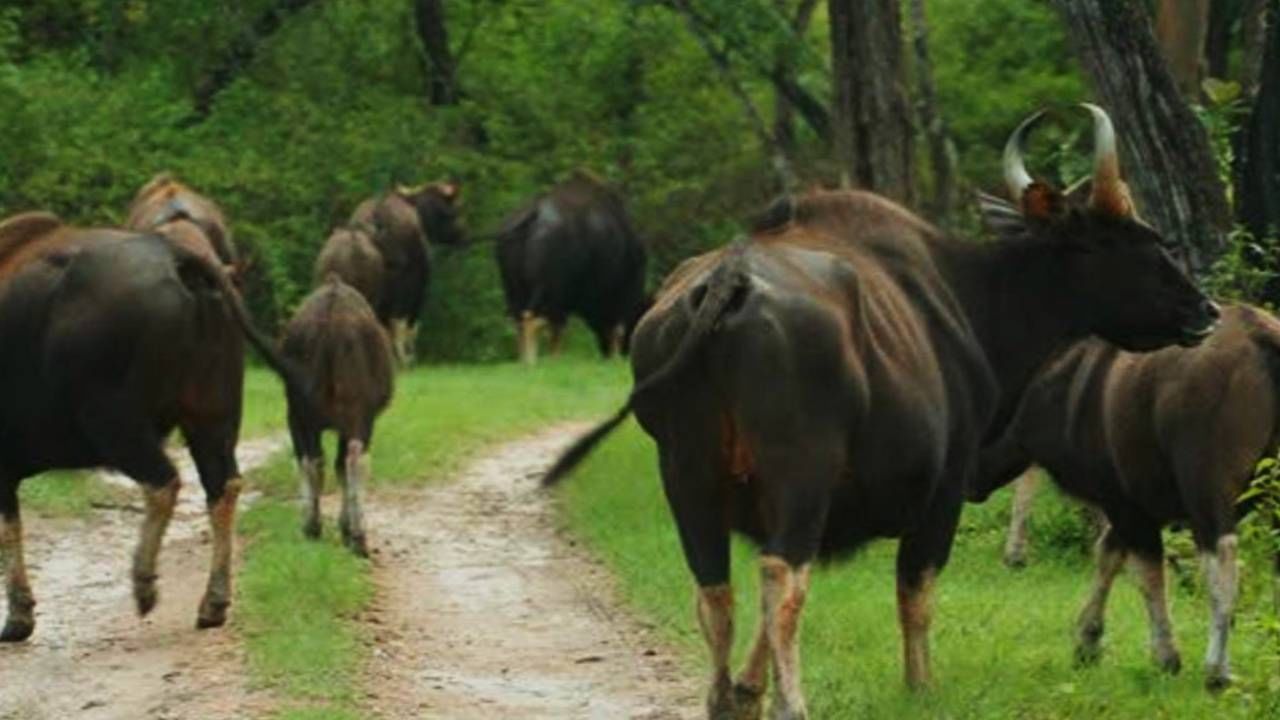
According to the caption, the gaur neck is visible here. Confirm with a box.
[932,236,1082,433]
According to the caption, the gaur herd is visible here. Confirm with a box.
[0,104,1273,717]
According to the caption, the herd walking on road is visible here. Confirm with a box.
[0,102,1275,719]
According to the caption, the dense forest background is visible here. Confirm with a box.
[0,0,1275,361]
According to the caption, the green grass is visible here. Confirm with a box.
[558,423,1280,719]
[18,470,132,517]
[234,356,631,718]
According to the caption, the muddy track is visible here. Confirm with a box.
[0,436,286,720]
[359,425,700,720]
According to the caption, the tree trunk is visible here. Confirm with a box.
[828,0,914,204]
[1155,0,1211,96]
[1204,0,1237,79]
[414,0,458,106]
[908,0,955,222]
[1237,1,1280,243]
[1051,0,1231,272]
[1241,0,1270,94]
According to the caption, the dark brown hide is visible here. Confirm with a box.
[314,225,386,315]
[495,171,648,358]
[282,278,394,445]
[974,305,1280,687]
[0,217,310,640]
[281,278,394,555]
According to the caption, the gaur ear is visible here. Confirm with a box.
[976,191,1031,242]
[1020,181,1066,224]
[437,182,460,202]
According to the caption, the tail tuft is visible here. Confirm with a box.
[543,404,633,486]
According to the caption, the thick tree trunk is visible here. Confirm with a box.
[414,0,458,106]
[1241,0,1270,94]
[1237,2,1280,243]
[1155,0,1211,96]
[1204,0,1236,80]
[828,0,914,204]
[191,0,319,119]
[908,0,954,222]
[1051,0,1231,272]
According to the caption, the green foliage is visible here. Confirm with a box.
[929,0,1086,194]
[0,0,1089,359]
[1203,226,1279,304]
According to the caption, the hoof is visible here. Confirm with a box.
[0,617,34,642]
[1003,553,1027,570]
[1073,642,1102,668]
[342,530,369,558]
[1205,671,1233,693]
[730,683,764,720]
[196,596,229,630]
[134,581,158,617]
[1155,650,1182,675]
[302,520,322,540]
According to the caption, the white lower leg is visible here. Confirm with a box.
[133,479,180,616]
[199,478,242,628]
[1004,472,1038,567]
[897,569,937,690]
[299,457,323,538]
[761,556,810,719]
[390,319,410,366]
[1203,534,1238,687]
[696,584,735,716]
[1076,532,1126,662]
[1131,553,1181,671]
[0,513,34,640]
[340,440,369,556]
[518,312,542,365]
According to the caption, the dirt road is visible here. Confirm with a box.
[0,437,285,720]
[360,425,700,720]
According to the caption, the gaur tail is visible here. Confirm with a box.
[173,248,319,417]
[542,237,751,486]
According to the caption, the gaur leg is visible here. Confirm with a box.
[1003,470,1038,569]
[336,435,370,557]
[403,321,419,366]
[1074,523,1127,665]
[290,408,325,540]
[547,322,566,356]
[518,311,544,365]
[182,420,243,629]
[1128,530,1181,673]
[896,486,964,691]
[752,444,840,719]
[0,480,35,641]
[731,613,771,720]
[389,318,411,367]
[81,401,181,616]
[1202,533,1239,691]
[657,444,738,720]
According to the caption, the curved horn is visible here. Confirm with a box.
[1003,109,1047,200]
[1080,102,1129,215]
